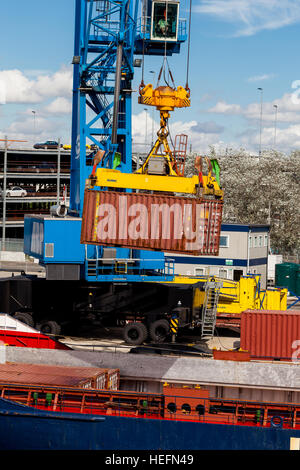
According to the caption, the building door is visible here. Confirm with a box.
[233,269,243,281]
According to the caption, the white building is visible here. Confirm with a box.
[166,223,270,289]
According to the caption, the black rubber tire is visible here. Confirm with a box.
[149,319,170,343]
[122,322,148,345]
[13,312,35,328]
[36,320,61,335]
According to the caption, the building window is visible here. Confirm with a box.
[254,236,258,248]
[219,268,227,278]
[219,235,229,247]
[264,235,268,247]
[195,267,205,276]
[258,236,263,247]
[249,236,252,248]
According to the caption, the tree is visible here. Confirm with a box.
[185,148,300,255]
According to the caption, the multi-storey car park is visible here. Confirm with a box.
[0,147,71,242]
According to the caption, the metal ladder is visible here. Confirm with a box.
[201,280,222,339]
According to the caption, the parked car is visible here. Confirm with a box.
[1,186,27,197]
[33,141,62,150]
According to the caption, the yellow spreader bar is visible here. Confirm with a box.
[94,168,200,195]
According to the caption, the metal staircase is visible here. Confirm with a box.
[201,280,222,339]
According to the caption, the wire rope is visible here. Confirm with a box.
[185,0,192,91]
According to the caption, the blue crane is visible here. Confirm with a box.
[24,0,188,284]
[18,0,224,342]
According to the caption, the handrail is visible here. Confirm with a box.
[0,383,299,429]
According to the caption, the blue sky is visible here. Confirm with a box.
[1,0,300,155]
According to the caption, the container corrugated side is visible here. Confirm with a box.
[240,309,300,361]
[0,363,108,389]
[0,370,92,388]
[81,189,223,256]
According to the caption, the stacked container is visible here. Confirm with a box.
[0,363,120,390]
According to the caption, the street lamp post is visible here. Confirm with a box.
[273,104,278,149]
[32,110,36,134]
[2,136,8,251]
[57,138,61,205]
[257,87,263,156]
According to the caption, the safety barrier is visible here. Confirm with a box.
[0,383,299,429]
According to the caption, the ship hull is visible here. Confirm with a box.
[0,398,299,450]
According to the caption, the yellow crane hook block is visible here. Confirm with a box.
[138,84,190,111]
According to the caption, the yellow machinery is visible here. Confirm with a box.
[162,274,287,316]
[149,273,287,338]
[137,83,190,177]
[88,81,223,200]
[216,276,287,314]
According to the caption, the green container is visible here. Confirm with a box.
[296,270,300,296]
[275,263,300,295]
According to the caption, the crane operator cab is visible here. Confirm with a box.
[150,1,179,41]
[136,0,184,56]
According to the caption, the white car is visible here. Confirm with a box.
[3,186,27,197]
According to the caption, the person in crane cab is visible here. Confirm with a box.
[158,10,168,35]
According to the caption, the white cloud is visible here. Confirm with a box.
[35,68,72,99]
[0,116,64,148]
[208,91,300,124]
[132,111,228,154]
[7,116,57,135]
[208,101,242,115]
[239,122,300,152]
[195,0,300,36]
[0,70,41,103]
[44,97,72,114]
[0,66,72,104]
[247,74,276,83]
[0,66,73,146]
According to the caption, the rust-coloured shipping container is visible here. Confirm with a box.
[240,309,300,361]
[0,369,94,389]
[0,363,119,390]
[81,189,223,256]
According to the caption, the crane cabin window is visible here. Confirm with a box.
[151,1,179,41]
